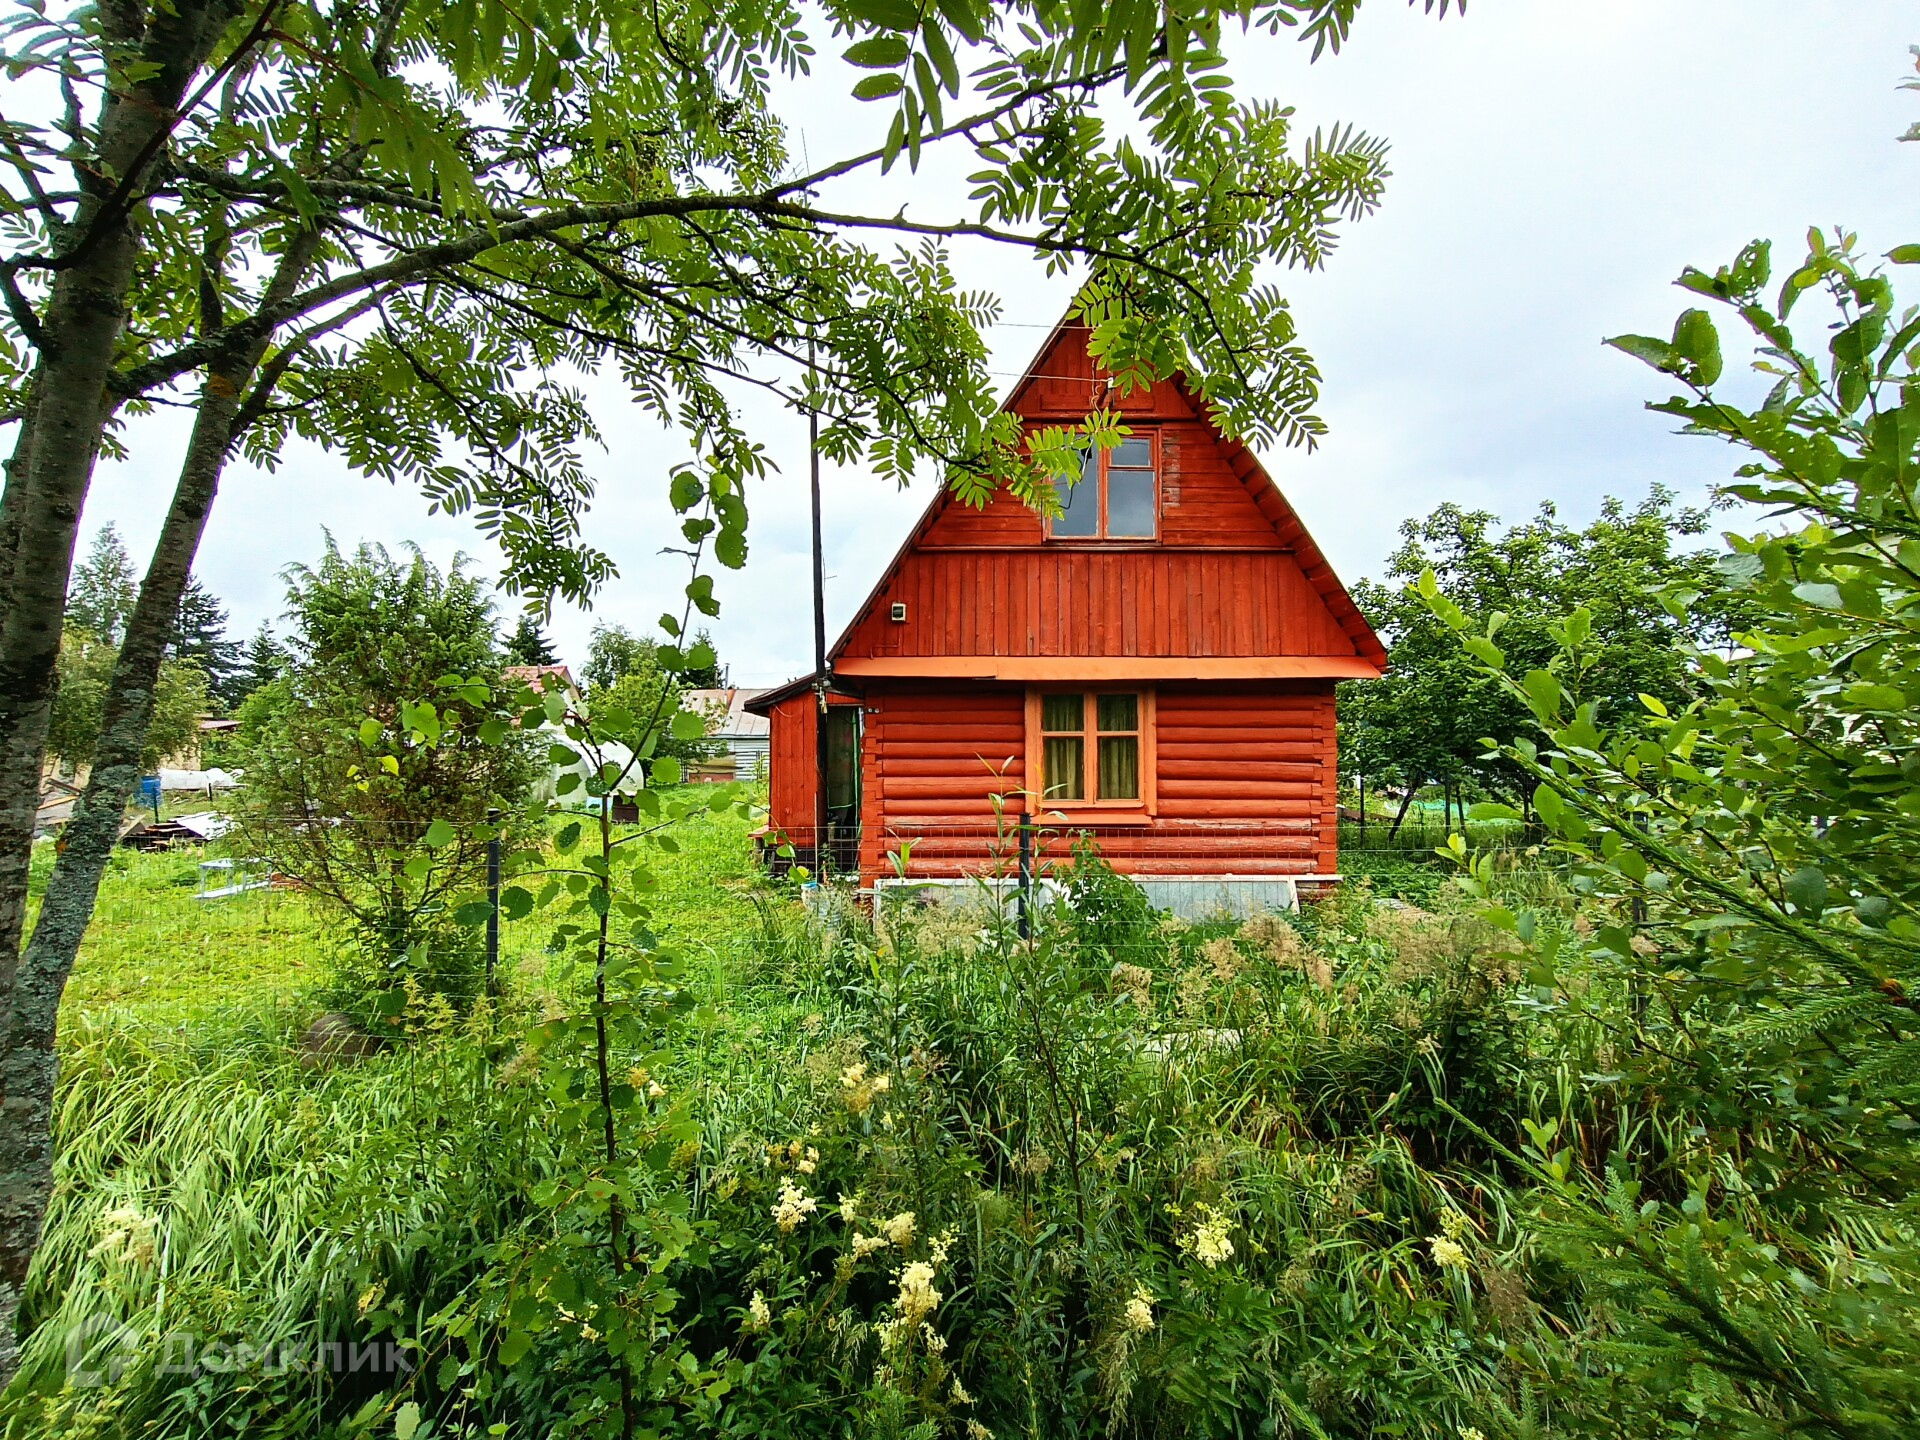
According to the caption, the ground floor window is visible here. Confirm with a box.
[1030,689,1155,809]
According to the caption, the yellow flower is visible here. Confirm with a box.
[1429,1235,1470,1271]
[949,1377,973,1405]
[772,1178,818,1233]
[1123,1284,1155,1333]
[1459,1428,1487,1440]
[1440,1207,1470,1241]
[967,1421,992,1440]
[881,1210,916,1247]
[837,1192,861,1224]
[851,1233,888,1260]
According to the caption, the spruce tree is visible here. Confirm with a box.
[64,526,138,645]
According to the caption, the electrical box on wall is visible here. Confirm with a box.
[889,602,908,622]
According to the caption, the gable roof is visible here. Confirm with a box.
[823,310,1386,676]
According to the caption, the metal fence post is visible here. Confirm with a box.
[1017,811,1033,940]
[485,806,501,990]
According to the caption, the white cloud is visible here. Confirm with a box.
[77,0,1918,682]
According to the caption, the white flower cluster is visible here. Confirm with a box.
[772,1177,818,1233]
[1123,1285,1156,1334]
[1177,1204,1235,1268]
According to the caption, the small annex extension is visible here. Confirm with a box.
[747,311,1387,908]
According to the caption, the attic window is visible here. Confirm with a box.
[1049,435,1157,540]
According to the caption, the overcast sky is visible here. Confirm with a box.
[76,0,1919,685]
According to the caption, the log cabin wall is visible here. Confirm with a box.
[857,680,1338,880]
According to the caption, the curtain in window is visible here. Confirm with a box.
[1097,736,1138,799]
[1044,736,1086,800]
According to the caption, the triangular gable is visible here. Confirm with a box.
[825,310,1386,671]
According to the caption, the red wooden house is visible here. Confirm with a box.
[748,317,1386,895]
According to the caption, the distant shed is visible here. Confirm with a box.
[682,687,771,782]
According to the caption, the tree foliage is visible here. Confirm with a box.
[583,623,660,696]
[1432,228,1920,1437]
[61,527,137,648]
[168,578,243,710]
[504,614,559,668]
[233,542,534,1011]
[1342,491,1744,804]
[46,630,204,774]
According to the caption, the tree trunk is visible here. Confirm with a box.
[1388,780,1420,840]
[0,214,312,1381]
[0,375,243,1383]
[0,1,247,1380]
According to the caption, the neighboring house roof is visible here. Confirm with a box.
[682,687,771,739]
[504,664,579,696]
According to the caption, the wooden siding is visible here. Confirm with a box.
[764,691,818,836]
[841,545,1356,661]
[861,681,1337,879]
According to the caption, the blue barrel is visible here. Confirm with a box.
[138,776,161,809]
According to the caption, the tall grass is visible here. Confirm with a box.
[6,808,1632,1438]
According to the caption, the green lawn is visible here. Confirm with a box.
[39,790,775,1032]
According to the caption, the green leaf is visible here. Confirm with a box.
[1784,865,1828,915]
[501,885,535,920]
[652,756,682,785]
[394,1402,423,1440]
[555,821,582,852]
[670,709,706,741]
[1468,801,1521,822]
[1522,669,1564,719]
[852,73,905,101]
[844,35,911,67]
[423,819,457,848]
[1889,244,1920,265]
[1841,683,1906,711]
[668,471,703,512]
[1671,308,1723,385]
[1606,333,1680,373]
[1792,582,1844,610]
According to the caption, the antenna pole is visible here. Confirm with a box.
[809,338,830,875]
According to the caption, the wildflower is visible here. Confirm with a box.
[1110,962,1154,1004]
[744,1291,772,1333]
[798,1145,820,1175]
[880,1210,916,1247]
[1178,1204,1235,1268]
[949,1376,973,1405]
[838,1192,861,1224]
[968,1421,993,1440]
[1440,1207,1470,1241]
[89,1205,159,1266]
[356,1283,385,1316]
[840,1062,892,1114]
[646,1080,666,1100]
[929,1226,957,1267]
[896,1261,942,1325]
[1414,1033,1441,1059]
[1123,1285,1156,1333]
[852,1233,889,1260]
[772,1178,818,1233]
[1429,1235,1470,1271]
[921,1322,946,1355]
[1459,1429,1487,1440]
